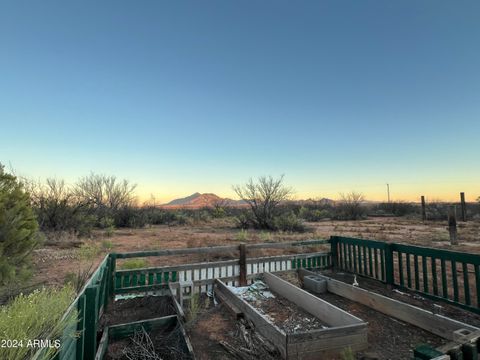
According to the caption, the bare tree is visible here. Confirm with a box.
[74,173,137,210]
[338,191,366,220]
[233,175,292,229]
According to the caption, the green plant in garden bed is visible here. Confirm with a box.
[0,285,76,360]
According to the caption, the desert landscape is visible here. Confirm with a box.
[1,1,479,359]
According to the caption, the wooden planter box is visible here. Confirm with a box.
[215,272,368,359]
[95,315,195,360]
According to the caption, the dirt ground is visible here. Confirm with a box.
[105,321,191,360]
[186,301,279,360]
[25,217,480,292]
[242,288,328,333]
[100,295,175,328]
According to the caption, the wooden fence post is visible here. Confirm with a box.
[460,192,467,222]
[421,196,427,222]
[330,236,338,269]
[76,294,86,360]
[84,285,99,360]
[448,206,458,245]
[239,244,247,286]
[384,243,394,287]
[108,254,116,304]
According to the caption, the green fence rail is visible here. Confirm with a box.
[32,254,113,360]
[331,236,480,314]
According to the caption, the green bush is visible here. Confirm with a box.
[273,212,306,232]
[298,207,332,221]
[0,165,40,284]
[99,217,115,237]
[234,212,252,229]
[77,242,100,260]
[235,229,248,242]
[0,285,76,360]
[119,259,148,270]
[101,239,114,251]
[113,206,148,228]
[63,264,93,294]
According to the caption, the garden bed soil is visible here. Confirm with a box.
[318,269,480,327]
[247,291,328,333]
[318,292,447,360]
[229,279,329,333]
[105,321,191,360]
[101,295,175,327]
[187,302,279,360]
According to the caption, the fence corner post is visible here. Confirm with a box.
[330,236,338,269]
[384,243,394,287]
[108,253,117,304]
[84,285,99,360]
[448,206,458,245]
[239,244,247,286]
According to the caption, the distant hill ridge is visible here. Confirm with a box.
[162,192,245,209]
[161,193,338,209]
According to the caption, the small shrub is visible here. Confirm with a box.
[101,239,114,251]
[119,259,148,270]
[341,347,354,360]
[113,206,148,228]
[234,213,251,229]
[335,192,367,220]
[299,207,332,221]
[0,286,76,360]
[273,212,306,232]
[64,264,93,294]
[78,242,100,260]
[175,213,189,226]
[0,165,40,285]
[186,293,201,322]
[235,229,248,242]
[260,231,272,242]
[212,206,226,218]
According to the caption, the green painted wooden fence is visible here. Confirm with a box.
[331,236,480,314]
[32,254,113,360]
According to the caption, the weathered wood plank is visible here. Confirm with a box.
[263,272,364,327]
[215,279,287,358]
[321,274,479,340]
[94,328,108,360]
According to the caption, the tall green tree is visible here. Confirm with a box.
[0,164,40,284]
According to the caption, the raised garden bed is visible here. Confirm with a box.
[316,269,480,327]
[290,269,480,360]
[100,295,176,327]
[96,315,194,360]
[215,273,368,359]
[186,301,280,360]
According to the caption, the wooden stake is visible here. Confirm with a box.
[460,192,467,222]
[421,196,427,222]
[239,244,247,286]
[448,206,458,245]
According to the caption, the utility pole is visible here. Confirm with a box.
[386,183,390,203]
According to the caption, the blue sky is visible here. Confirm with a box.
[1,1,479,202]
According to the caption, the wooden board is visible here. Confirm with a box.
[263,272,365,327]
[216,276,368,359]
[299,269,479,341]
[215,279,287,358]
